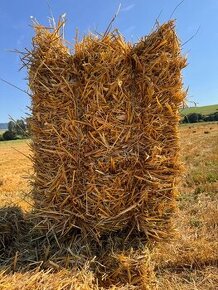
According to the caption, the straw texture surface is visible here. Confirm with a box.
[24,20,186,242]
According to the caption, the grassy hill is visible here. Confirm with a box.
[181,104,218,116]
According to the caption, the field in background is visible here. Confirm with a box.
[0,140,32,210]
[180,104,218,116]
[0,122,217,289]
[0,129,6,136]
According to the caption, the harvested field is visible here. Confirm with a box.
[0,17,217,289]
[0,122,217,289]
[0,140,32,211]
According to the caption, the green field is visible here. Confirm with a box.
[0,129,5,138]
[180,104,218,116]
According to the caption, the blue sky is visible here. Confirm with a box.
[0,0,217,122]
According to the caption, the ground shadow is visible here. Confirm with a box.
[0,205,150,287]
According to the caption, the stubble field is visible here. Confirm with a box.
[0,122,217,289]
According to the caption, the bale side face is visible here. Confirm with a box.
[26,21,186,240]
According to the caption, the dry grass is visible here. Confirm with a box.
[0,140,32,211]
[0,122,217,289]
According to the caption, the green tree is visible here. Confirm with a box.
[3,130,16,140]
[8,121,16,133]
[183,113,203,123]
[6,119,28,139]
[15,119,27,136]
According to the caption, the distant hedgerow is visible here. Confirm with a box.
[2,130,16,141]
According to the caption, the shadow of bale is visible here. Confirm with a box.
[0,206,37,270]
[0,207,26,255]
[0,207,156,289]
[0,205,150,270]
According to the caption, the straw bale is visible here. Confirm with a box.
[23,20,186,242]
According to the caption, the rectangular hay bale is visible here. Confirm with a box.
[25,20,186,241]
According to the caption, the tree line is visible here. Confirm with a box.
[181,112,218,123]
[0,119,28,141]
